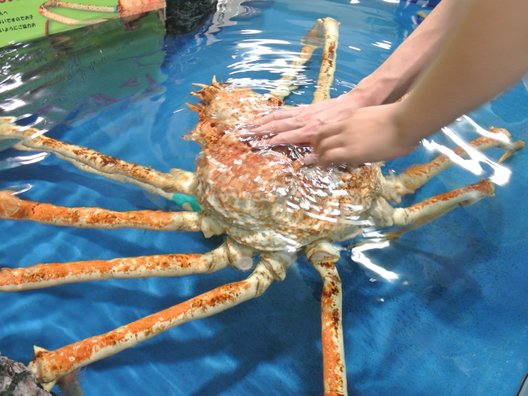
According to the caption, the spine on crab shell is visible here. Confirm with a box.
[189,82,222,103]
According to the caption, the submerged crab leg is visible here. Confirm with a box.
[384,179,495,235]
[0,243,234,291]
[28,254,293,389]
[307,243,347,396]
[0,117,196,197]
[270,17,339,103]
[392,128,524,196]
[0,191,200,231]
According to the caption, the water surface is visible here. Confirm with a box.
[1,1,527,395]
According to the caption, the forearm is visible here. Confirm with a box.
[347,0,467,106]
[397,0,528,143]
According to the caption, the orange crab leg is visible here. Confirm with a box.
[0,244,232,291]
[28,257,291,388]
[0,117,196,197]
[271,17,339,103]
[312,259,346,395]
[387,179,495,236]
[394,128,524,196]
[0,191,200,231]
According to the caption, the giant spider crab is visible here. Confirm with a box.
[0,18,524,395]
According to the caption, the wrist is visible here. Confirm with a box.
[346,72,406,108]
[342,83,378,107]
[389,102,424,149]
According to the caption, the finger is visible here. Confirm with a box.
[317,147,357,167]
[268,128,314,145]
[315,133,346,156]
[250,107,303,128]
[302,153,318,166]
[249,114,309,136]
[251,109,291,126]
[313,121,343,146]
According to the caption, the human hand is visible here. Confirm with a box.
[248,91,370,145]
[311,103,419,166]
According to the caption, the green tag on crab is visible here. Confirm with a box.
[171,193,201,212]
[0,0,165,48]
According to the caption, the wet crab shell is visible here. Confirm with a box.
[190,82,384,252]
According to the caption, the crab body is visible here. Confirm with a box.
[193,82,384,251]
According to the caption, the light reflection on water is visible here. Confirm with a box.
[0,1,527,395]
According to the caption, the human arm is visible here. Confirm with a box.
[392,0,528,142]
[350,0,467,107]
[249,0,465,143]
[314,0,528,165]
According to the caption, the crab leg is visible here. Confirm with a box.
[39,0,165,25]
[271,17,339,103]
[0,243,236,291]
[308,242,347,396]
[384,179,495,236]
[28,254,293,389]
[0,117,196,197]
[39,1,116,26]
[0,191,200,231]
[391,128,524,196]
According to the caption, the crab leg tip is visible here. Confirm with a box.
[29,346,57,390]
[186,102,202,112]
[499,140,526,162]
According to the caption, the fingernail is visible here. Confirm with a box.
[238,128,254,136]
[267,136,283,145]
[302,153,318,165]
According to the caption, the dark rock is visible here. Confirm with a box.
[165,0,218,35]
[0,355,51,396]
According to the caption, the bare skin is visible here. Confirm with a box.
[250,0,528,166]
